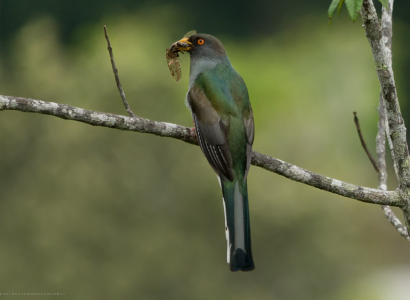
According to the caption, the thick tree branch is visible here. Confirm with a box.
[377,0,410,240]
[251,152,401,206]
[355,101,409,240]
[378,0,393,192]
[0,95,197,145]
[377,92,408,239]
[360,0,410,192]
[0,95,404,207]
[354,107,409,240]
[377,97,387,190]
[361,0,410,235]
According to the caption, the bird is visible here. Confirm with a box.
[170,32,255,272]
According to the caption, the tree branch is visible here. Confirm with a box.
[353,111,379,172]
[0,95,404,207]
[104,25,136,118]
[377,0,410,240]
[354,103,409,240]
[377,97,387,191]
[377,92,409,240]
[0,95,197,145]
[360,0,410,192]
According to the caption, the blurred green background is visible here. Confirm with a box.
[0,1,410,299]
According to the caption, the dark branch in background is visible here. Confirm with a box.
[104,25,136,118]
[0,95,404,207]
[353,112,379,172]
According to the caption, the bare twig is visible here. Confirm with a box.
[381,206,410,240]
[0,95,404,207]
[353,112,379,173]
[104,25,136,118]
[377,0,410,241]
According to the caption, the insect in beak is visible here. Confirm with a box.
[170,38,193,52]
[165,31,196,81]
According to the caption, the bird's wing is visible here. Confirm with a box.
[188,85,235,181]
[243,105,254,181]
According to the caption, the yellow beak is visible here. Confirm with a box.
[170,37,193,52]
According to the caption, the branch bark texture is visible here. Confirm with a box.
[375,0,410,240]
[361,0,410,192]
[0,94,403,207]
[360,0,410,237]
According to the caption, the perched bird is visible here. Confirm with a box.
[170,33,255,272]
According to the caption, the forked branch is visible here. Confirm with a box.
[374,0,409,240]
[353,111,409,241]
[361,0,410,191]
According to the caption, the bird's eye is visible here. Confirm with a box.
[197,39,205,45]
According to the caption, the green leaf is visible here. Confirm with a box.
[337,0,345,18]
[328,0,341,23]
[344,0,364,22]
[378,0,389,9]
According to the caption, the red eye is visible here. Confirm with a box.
[198,39,205,45]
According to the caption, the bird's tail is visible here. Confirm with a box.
[221,178,254,272]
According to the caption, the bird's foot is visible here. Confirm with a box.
[190,127,197,138]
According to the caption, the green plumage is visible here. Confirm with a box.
[221,177,253,271]
[193,64,249,172]
[191,64,254,271]
[174,32,255,271]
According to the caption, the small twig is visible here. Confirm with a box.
[382,205,410,241]
[353,112,379,173]
[104,25,136,118]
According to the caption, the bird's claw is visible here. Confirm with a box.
[190,127,197,138]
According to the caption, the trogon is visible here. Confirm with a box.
[172,33,255,272]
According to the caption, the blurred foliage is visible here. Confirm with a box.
[0,0,332,44]
[328,0,363,23]
[0,7,410,300]
[1,0,410,44]
[2,0,410,126]
[328,0,390,24]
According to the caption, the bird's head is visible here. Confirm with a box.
[170,33,227,61]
